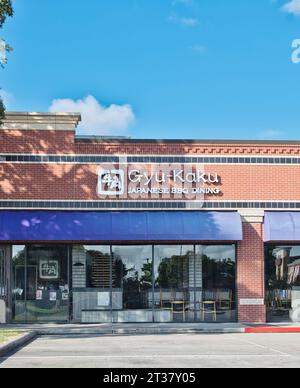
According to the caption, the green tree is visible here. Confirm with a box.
[140,259,152,286]
[0,0,13,121]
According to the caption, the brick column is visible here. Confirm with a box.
[237,222,266,324]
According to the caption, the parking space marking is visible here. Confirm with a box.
[0,354,293,361]
[230,335,300,359]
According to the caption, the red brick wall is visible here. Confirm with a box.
[237,223,266,324]
[0,164,75,199]
[0,130,75,154]
[1,163,299,202]
[1,128,300,156]
[75,141,300,156]
[1,130,300,201]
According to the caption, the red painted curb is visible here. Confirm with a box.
[245,327,300,333]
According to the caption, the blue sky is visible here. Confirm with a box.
[1,0,300,139]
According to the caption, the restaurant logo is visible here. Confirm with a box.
[97,163,222,201]
[39,260,59,280]
[98,168,125,196]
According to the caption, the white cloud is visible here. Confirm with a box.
[190,44,207,53]
[168,14,199,27]
[257,130,285,139]
[49,95,135,136]
[0,39,7,66]
[172,0,194,6]
[282,0,300,16]
[0,89,14,108]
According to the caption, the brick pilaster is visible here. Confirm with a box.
[237,222,266,324]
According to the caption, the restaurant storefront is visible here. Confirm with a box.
[0,112,300,324]
[264,213,300,323]
[10,243,236,323]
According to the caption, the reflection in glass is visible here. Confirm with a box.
[12,246,26,322]
[196,245,236,323]
[112,246,153,322]
[154,246,194,322]
[72,245,111,289]
[0,248,5,298]
[26,245,69,322]
[11,244,237,323]
[265,245,300,322]
[72,246,111,322]
[12,245,70,323]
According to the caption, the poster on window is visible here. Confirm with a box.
[49,292,57,301]
[97,292,110,307]
[36,290,43,300]
[39,260,59,280]
[62,292,69,301]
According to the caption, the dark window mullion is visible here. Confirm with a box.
[110,246,113,325]
[152,245,155,323]
[24,245,28,323]
[194,245,197,322]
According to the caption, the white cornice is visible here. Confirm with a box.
[0,112,81,131]
[239,209,264,223]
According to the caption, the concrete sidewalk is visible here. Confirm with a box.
[1,322,300,335]
[1,322,247,335]
[2,333,300,368]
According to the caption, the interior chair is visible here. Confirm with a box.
[171,300,186,321]
[217,289,232,311]
[160,288,173,309]
[201,300,217,322]
[170,289,190,321]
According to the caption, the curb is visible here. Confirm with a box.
[33,328,246,336]
[245,327,300,334]
[1,326,300,337]
[0,332,37,357]
[111,328,246,335]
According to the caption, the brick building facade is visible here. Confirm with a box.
[0,112,300,325]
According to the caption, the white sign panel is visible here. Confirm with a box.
[97,292,110,307]
[239,299,264,306]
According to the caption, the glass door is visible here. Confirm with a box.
[154,246,195,322]
[0,247,6,299]
[26,245,70,323]
[12,246,26,322]
[265,245,300,322]
[12,245,71,323]
[112,246,153,323]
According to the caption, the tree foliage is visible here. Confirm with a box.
[0,0,13,29]
[0,0,13,121]
[0,97,4,120]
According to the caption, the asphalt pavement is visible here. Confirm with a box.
[0,333,300,368]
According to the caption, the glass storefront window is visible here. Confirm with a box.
[12,245,70,323]
[0,247,6,298]
[266,245,300,322]
[12,246,26,322]
[11,244,237,323]
[154,246,194,322]
[26,245,70,322]
[196,245,236,323]
[112,246,153,322]
[72,246,111,322]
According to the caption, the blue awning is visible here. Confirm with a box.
[0,211,243,242]
[264,212,300,242]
